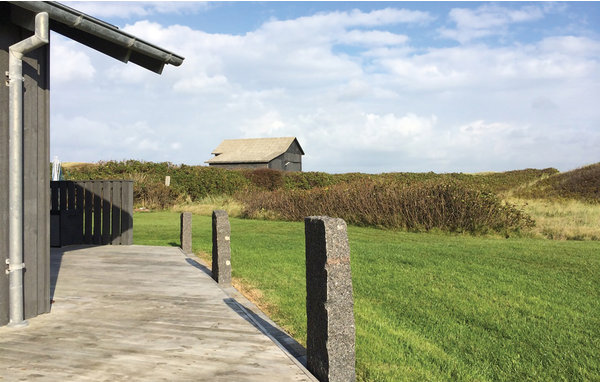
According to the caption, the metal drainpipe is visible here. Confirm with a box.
[6,12,49,328]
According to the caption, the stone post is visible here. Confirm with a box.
[180,212,192,254]
[305,216,355,382]
[212,210,232,285]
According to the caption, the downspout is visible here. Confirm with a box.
[6,12,49,328]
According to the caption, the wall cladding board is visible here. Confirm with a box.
[211,163,269,170]
[0,17,51,326]
[0,19,13,327]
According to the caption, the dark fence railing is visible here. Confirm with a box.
[50,180,133,247]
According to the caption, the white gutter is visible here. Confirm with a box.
[6,12,49,328]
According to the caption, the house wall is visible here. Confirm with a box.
[209,163,269,170]
[0,11,51,326]
[269,141,303,171]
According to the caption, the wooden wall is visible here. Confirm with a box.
[50,180,134,247]
[0,11,51,326]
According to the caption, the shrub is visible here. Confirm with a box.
[515,163,600,203]
[243,168,284,190]
[238,179,534,235]
[136,181,176,209]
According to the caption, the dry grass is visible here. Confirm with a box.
[193,250,279,324]
[508,198,600,240]
[61,162,93,169]
[171,195,244,217]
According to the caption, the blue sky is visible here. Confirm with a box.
[51,2,600,173]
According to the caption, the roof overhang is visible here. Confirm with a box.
[205,159,270,164]
[7,1,184,74]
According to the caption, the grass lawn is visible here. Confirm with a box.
[134,211,600,381]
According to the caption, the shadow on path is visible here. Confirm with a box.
[184,257,213,278]
[224,297,308,368]
[49,247,65,302]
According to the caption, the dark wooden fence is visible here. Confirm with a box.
[50,180,133,247]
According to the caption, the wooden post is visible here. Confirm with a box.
[211,210,231,285]
[305,216,356,382]
[180,212,192,254]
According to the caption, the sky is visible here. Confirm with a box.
[50,1,600,173]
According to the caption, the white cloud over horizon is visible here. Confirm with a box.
[63,1,210,19]
[50,3,600,173]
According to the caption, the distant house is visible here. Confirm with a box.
[206,137,304,171]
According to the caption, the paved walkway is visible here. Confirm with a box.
[0,245,316,381]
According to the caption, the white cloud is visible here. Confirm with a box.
[538,36,600,56]
[361,113,436,149]
[173,73,229,93]
[459,120,514,136]
[440,4,547,43]
[63,1,209,19]
[337,30,409,46]
[50,35,95,83]
[531,97,558,111]
[240,111,288,137]
[50,5,600,173]
[51,115,184,162]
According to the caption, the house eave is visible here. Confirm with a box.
[205,160,270,165]
[8,1,184,74]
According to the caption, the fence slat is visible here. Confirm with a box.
[50,182,59,213]
[121,181,133,245]
[59,181,69,245]
[102,181,111,244]
[74,183,84,244]
[59,181,67,212]
[67,181,75,211]
[93,181,102,245]
[84,182,93,243]
[111,182,121,245]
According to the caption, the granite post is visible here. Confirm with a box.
[212,210,232,285]
[305,216,355,382]
[180,212,192,254]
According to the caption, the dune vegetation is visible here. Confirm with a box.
[64,160,598,239]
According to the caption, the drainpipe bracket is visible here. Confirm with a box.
[5,259,25,274]
[5,71,24,86]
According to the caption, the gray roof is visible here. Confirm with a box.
[206,137,304,164]
[7,1,184,74]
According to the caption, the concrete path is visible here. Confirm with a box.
[0,245,316,381]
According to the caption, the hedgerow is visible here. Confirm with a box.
[238,179,534,235]
[62,160,558,225]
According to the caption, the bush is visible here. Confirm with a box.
[243,168,284,190]
[63,160,251,207]
[238,179,534,235]
[516,163,600,203]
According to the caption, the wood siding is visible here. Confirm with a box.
[50,181,134,247]
[0,16,51,325]
[209,163,270,170]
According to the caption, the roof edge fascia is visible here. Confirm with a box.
[9,1,184,73]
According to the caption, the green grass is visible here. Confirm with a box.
[134,211,600,381]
